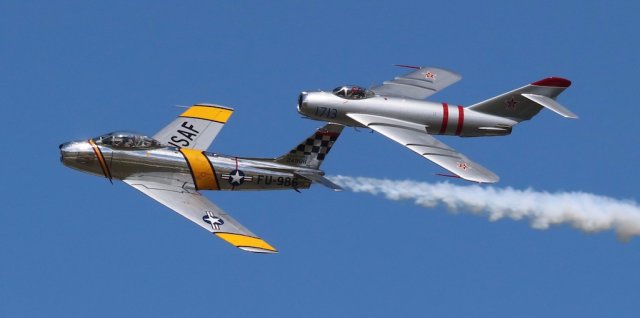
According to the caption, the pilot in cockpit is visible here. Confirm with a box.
[123,136,135,148]
[350,86,364,99]
[332,86,373,100]
[93,132,161,149]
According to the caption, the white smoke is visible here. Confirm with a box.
[328,175,640,241]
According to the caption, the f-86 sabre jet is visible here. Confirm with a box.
[60,104,343,253]
[297,65,577,183]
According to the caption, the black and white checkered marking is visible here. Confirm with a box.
[289,132,339,161]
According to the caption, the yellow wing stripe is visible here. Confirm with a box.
[215,233,277,252]
[180,105,233,123]
[179,148,219,190]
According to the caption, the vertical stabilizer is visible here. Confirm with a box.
[467,77,575,122]
[275,124,344,169]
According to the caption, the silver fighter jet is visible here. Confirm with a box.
[60,104,344,253]
[297,65,577,183]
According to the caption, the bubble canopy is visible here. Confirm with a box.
[332,85,375,99]
[92,131,162,149]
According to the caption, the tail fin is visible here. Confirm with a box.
[467,77,577,122]
[275,123,344,169]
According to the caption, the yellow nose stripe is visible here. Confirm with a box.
[179,148,219,190]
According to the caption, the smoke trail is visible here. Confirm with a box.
[328,175,640,241]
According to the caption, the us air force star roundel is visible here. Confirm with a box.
[221,169,254,186]
[203,212,224,230]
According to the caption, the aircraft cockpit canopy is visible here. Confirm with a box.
[92,131,162,149]
[332,86,375,99]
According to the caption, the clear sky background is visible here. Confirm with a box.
[2,1,639,317]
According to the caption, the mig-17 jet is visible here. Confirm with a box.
[297,65,577,183]
[60,104,343,253]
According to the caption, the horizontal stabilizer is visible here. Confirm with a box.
[296,172,343,191]
[521,94,578,119]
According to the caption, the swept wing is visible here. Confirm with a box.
[347,113,499,183]
[370,66,462,100]
[154,104,233,150]
[123,178,277,253]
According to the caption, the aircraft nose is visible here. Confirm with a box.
[59,142,70,161]
[297,92,308,113]
[59,141,82,163]
[59,142,73,152]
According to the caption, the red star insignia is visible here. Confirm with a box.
[425,71,436,80]
[505,97,519,110]
[457,162,468,170]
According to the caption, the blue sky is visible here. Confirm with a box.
[2,1,639,317]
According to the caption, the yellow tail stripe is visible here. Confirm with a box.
[216,233,277,252]
[180,105,233,123]
[180,148,219,190]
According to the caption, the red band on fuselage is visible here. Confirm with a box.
[439,103,449,134]
[455,106,464,136]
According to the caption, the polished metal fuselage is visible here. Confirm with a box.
[60,141,313,191]
[298,92,518,137]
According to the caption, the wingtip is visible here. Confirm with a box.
[239,246,278,254]
[467,173,500,184]
[435,173,499,184]
[215,233,278,253]
[531,77,571,88]
[193,103,235,111]
[559,112,579,119]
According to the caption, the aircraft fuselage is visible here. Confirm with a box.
[59,141,313,191]
[298,92,517,137]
